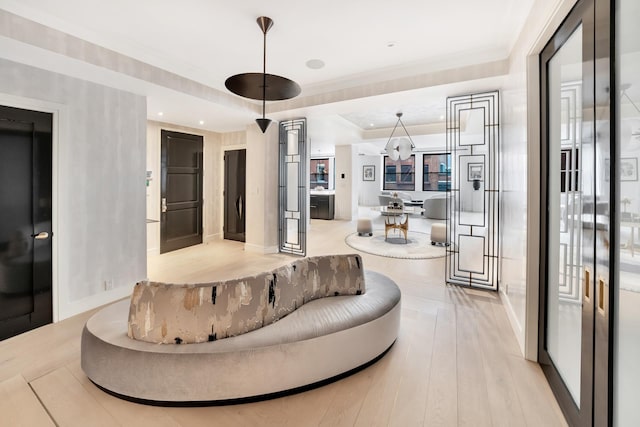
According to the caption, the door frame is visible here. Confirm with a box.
[538,2,593,425]
[538,0,614,424]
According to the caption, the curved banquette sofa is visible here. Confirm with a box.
[81,254,401,405]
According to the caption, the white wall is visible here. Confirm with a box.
[499,0,578,358]
[145,121,223,255]
[0,58,147,321]
[245,124,279,253]
[335,144,358,220]
[357,155,381,206]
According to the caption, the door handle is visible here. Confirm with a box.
[236,195,243,219]
[33,231,49,240]
[161,198,167,213]
[597,277,606,316]
[584,269,590,301]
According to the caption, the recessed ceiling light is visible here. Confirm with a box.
[387,41,396,48]
[157,112,163,116]
[199,120,204,125]
[439,115,444,120]
[306,59,325,70]
[369,123,375,127]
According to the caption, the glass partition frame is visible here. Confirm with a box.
[445,91,500,290]
[279,118,307,256]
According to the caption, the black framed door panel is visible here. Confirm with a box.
[592,0,612,424]
[539,0,613,425]
[160,130,203,254]
[0,105,53,340]
[223,149,246,242]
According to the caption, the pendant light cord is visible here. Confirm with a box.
[262,29,267,119]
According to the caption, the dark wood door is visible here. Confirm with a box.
[0,105,53,341]
[223,149,246,242]
[160,130,203,254]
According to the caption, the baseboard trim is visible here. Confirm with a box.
[58,285,132,321]
[203,233,220,243]
[499,287,525,357]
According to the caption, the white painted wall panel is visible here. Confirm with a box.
[0,57,146,320]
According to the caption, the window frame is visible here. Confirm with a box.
[383,155,415,191]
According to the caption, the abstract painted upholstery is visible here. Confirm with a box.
[128,254,365,344]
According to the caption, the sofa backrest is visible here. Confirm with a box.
[127,254,365,344]
[378,195,404,208]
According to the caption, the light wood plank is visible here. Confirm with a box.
[66,359,182,427]
[355,311,427,427]
[505,355,568,427]
[0,305,99,384]
[388,311,437,427]
[455,305,493,427]
[423,306,458,426]
[0,375,55,427]
[474,295,527,427]
[489,297,526,357]
[163,405,273,427]
[318,366,374,426]
[30,366,119,427]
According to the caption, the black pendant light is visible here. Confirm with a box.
[225,16,301,133]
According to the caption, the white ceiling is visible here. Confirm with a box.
[0,0,535,133]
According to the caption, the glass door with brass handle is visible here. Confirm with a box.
[540,0,616,424]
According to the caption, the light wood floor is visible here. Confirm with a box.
[0,214,568,426]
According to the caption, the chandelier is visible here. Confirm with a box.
[225,16,301,133]
[384,112,415,161]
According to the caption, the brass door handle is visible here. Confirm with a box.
[33,231,49,240]
[584,269,591,301]
[161,198,167,213]
[597,277,606,315]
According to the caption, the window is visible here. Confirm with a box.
[383,155,415,190]
[423,153,451,191]
[310,158,330,189]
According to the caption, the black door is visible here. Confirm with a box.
[539,0,612,425]
[0,105,53,341]
[160,130,203,254]
[224,149,246,242]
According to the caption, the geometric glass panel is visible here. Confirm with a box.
[279,119,307,256]
[458,235,485,273]
[446,91,499,290]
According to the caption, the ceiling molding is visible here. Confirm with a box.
[362,123,445,140]
[0,9,257,114]
[267,58,509,114]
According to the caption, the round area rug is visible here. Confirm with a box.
[345,230,446,260]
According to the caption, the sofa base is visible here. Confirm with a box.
[81,271,401,404]
[90,341,394,407]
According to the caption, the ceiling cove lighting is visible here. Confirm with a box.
[225,16,301,133]
[384,112,415,161]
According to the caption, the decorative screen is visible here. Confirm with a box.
[279,119,307,256]
[446,91,500,290]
